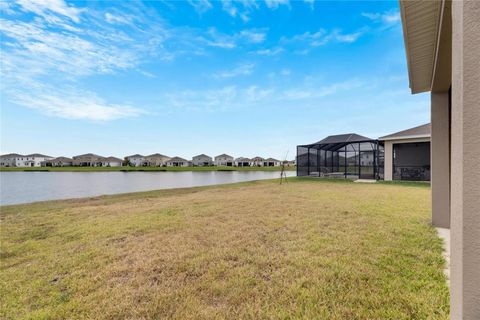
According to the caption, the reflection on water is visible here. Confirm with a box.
[0,171,294,205]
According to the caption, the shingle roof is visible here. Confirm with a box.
[235,157,251,161]
[265,158,280,162]
[74,153,103,158]
[126,154,144,158]
[215,154,233,159]
[0,153,23,157]
[25,153,52,157]
[193,154,211,159]
[168,156,188,162]
[104,156,122,162]
[146,153,168,158]
[49,157,73,162]
[379,123,431,140]
[314,133,372,145]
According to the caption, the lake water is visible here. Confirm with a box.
[0,171,295,205]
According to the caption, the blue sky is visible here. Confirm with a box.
[0,0,429,160]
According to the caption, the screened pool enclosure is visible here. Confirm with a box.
[297,134,384,180]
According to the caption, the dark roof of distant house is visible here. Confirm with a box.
[379,123,431,140]
[168,156,188,162]
[49,156,73,162]
[215,154,233,158]
[146,153,168,158]
[126,154,144,158]
[252,156,264,161]
[74,153,103,158]
[193,154,211,159]
[265,158,280,162]
[0,153,23,157]
[26,153,52,157]
[235,157,251,161]
[104,156,122,162]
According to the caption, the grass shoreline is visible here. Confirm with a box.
[1,179,447,319]
[0,165,296,172]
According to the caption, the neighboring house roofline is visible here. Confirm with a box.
[380,134,430,141]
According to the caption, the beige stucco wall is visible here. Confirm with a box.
[431,92,450,228]
[450,1,480,319]
[382,137,430,181]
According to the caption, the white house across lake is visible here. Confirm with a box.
[166,156,189,167]
[0,153,53,167]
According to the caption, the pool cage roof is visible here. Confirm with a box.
[297,133,384,180]
[298,133,375,151]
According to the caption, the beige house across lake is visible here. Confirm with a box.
[166,156,189,167]
[145,153,170,167]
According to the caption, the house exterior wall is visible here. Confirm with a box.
[214,155,234,166]
[450,1,480,318]
[146,156,169,166]
[192,156,213,166]
[0,156,16,167]
[431,92,451,228]
[127,157,146,167]
[166,161,188,167]
[382,137,430,181]
[103,161,122,167]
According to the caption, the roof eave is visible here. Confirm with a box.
[379,134,431,141]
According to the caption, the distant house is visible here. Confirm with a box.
[125,154,147,167]
[0,153,22,167]
[25,154,54,167]
[166,156,189,167]
[192,154,213,166]
[145,153,170,167]
[251,156,265,167]
[0,153,53,167]
[263,158,281,167]
[214,154,234,166]
[43,157,73,167]
[72,153,105,167]
[102,156,123,167]
[235,157,252,167]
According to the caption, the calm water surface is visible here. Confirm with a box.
[0,171,294,205]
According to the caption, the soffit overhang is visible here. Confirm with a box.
[400,0,445,94]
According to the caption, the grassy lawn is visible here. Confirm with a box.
[0,166,295,172]
[0,178,448,319]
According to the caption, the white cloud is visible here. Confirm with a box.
[200,27,267,49]
[9,85,143,121]
[304,0,314,10]
[214,63,255,78]
[16,0,83,23]
[362,10,401,27]
[105,12,133,25]
[252,47,284,56]
[240,30,266,43]
[158,79,364,112]
[264,0,290,10]
[187,0,213,14]
[282,28,365,48]
[221,0,259,22]
[0,1,170,121]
